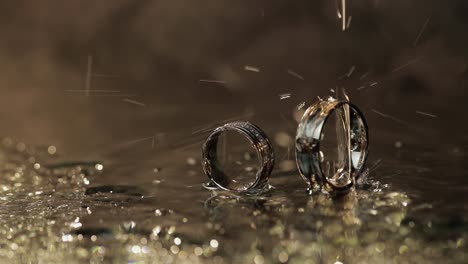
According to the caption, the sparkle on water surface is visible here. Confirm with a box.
[0,137,466,263]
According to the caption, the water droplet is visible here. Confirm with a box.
[95,164,104,171]
[210,239,219,248]
[278,252,289,263]
[122,221,136,232]
[194,247,203,256]
[152,179,163,185]
[187,157,197,165]
[167,226,176,234]
[131,245,141,254]
[399,245,409,254]
[274,132,293,148]
[62,234,73,242]
[47,145,57,155]
[16,142,26,152]
[70,217,82,229]
[170,245,180,254]
[10,243,18,250]
[395,141,403,148]
[254,255,265,264]
[297,102,306,110]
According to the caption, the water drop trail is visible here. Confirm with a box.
[123,98,146,107]
[286,69,304,80]
[371,109,408,125]
[391,57,423,73]
[415,111,438,118]
[414,18,430,47]
[244,65,260,72]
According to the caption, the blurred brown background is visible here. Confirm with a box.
[0,0,466,163]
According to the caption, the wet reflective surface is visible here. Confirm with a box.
[1,1,468,263]
[0,138,466,263]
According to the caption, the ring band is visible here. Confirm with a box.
[202,121,275,193]
[295,98,369,193]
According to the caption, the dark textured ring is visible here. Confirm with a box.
[295,98,369,193]
[202,121,275,193]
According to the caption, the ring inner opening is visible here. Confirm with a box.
[213,130,262,191]
[320,109,351,188]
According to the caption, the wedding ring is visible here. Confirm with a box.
[295,98,369,193]
[202,121,275,193]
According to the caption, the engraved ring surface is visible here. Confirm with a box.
[295,98,369,193]
[202,121,275,193]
